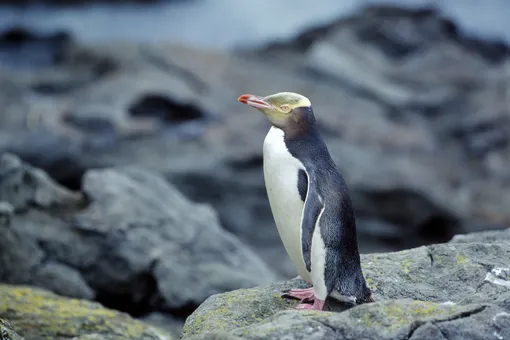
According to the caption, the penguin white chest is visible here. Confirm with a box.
[262,127,312,283]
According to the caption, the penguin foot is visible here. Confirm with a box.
[295,298,325,311]
[282,287,315,302]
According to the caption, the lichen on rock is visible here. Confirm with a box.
[0,284,172,340]
[181,236,510,339]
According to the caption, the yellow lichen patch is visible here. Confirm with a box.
[401,258,412,273]
[366,277,377,290]
[181,286,297,337]
[410,301,442,316]
[0,284,171,340]
[354,300,458,331]
[456,254,466,265]
[433,255,443,265]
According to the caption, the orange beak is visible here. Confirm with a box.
[238,94,273,110]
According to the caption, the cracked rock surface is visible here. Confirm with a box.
[0,153,275,317]
[181,229,510,339]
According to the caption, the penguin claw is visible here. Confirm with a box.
[295,299,325,311]
[282,287,315,302]
[295,303,314,310]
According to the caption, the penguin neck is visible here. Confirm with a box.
[278,125,333,170]
[279,106,319,140]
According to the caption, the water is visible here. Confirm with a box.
[0,0,509,50]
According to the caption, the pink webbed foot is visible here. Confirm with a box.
[295,298,325,311]
[283,287,315,302]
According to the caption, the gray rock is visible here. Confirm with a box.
[0,152,85,211]
[449,228,510,244]
[186,333,243,340]
[32,262,95,300]
[0,284,173,340]
[228,302,510,340]
[0,153,276,313]
[0,201,13,227]
[0,318,25,340]
[181,241,510,339]
[140,312,185,339]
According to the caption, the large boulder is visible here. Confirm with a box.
[0,284,172,340]
[450,228,510,244]
[0,153,276,318]
[181,233,510,339]
[186,300,510,340]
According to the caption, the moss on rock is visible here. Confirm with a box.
[350,300,454,331]
[226,299,492,340]
[182,241,510,339]
[0,284,172,340]
[181,280,303,338]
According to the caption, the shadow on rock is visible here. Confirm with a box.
[0,26,73,70]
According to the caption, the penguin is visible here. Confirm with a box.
[238,92,373,310]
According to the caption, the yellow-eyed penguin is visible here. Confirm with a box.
[238,92,373,310]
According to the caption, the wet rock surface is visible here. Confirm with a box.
[181,230,510,339]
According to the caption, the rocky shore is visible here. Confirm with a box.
[182,229,510,339]
[0,3,509,340]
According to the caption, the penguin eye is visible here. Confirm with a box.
[280,105,291,113]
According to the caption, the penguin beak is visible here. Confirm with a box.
[238,94,273,110]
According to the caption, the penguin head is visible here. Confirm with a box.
[238,92,312,129]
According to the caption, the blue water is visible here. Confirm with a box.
[0,0,508,49]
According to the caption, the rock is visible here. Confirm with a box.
[186,333,243,340]
[0,152,86,211]
[0,201,13,226]
[188,300,510,340]
[0,153,276,316]
[181,241,510,339]
[449,228,510,244]
[31,262,96,300]
[140,312,185,339]
[180,278,308,337]
[0,26,73,70]
[0,318,25,340]
[0,284,172,340]
[186,332,243,340]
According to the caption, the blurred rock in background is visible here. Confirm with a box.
[0,0,509,338]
